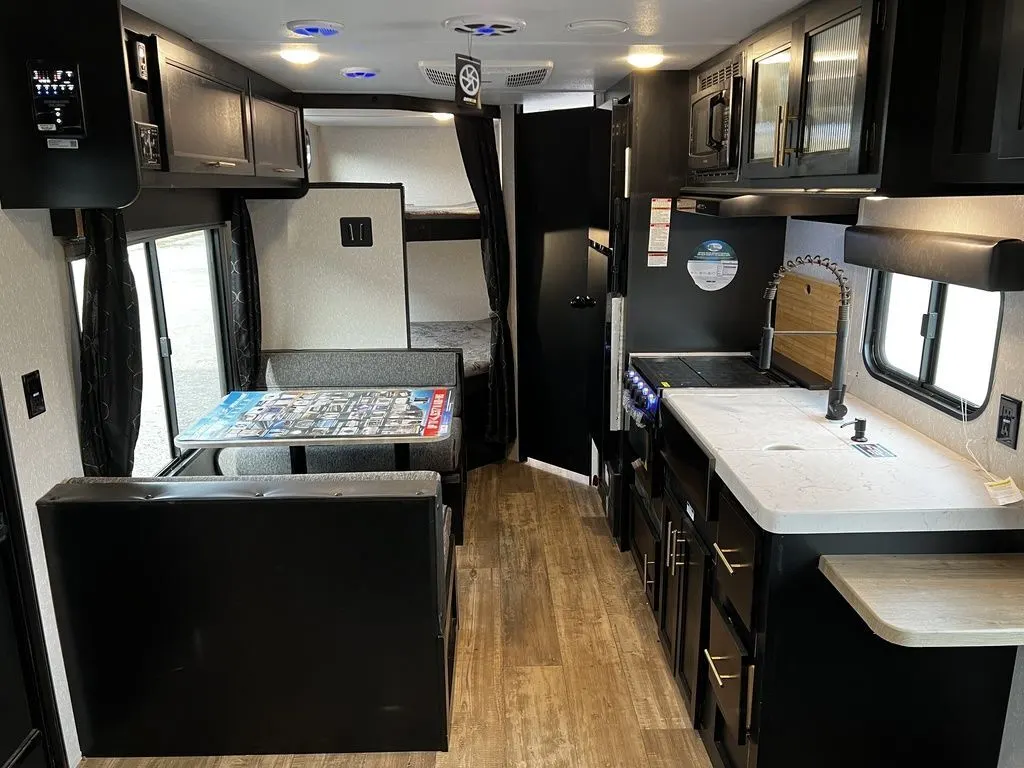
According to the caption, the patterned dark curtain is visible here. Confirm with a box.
[454,115,517,446]
[79,210,143,476]
[229,197,262,390]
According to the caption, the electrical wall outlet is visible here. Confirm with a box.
[997,395,1021,450]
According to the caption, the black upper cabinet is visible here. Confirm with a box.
[743,22,802,180]
[689,0,947,195]
[252,97,304,178]
[934,0,1024,185]
[743,0,872,180]
[153,37,255,176]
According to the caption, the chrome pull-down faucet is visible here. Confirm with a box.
[757,255,853,421]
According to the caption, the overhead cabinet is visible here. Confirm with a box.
[933,0,1024,185]
[252,97,304,178]
[154,37,255,176]
[687,0,946,195]
[744,0,870,180]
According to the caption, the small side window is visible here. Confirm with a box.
[865,271,1002,416]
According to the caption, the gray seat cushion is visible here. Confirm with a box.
[259,349,464,415]
[223,417,463,476]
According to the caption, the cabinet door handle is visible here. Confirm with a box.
[674,531,686,575]
[642,554,655,588]
[666,522,675,573]
[704,649,740,687]
[774,105,785,168]
[204,160,237,168]
[273,167,297,174]
[713,542,751,574]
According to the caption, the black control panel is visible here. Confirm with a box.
[28,61,85,136]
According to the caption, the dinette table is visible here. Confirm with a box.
[175,387,455,473]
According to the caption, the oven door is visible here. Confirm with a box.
[690,89,728,170]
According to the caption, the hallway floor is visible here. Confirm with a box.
[82,462,709,768]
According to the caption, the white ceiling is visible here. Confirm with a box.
[123,0,806,102]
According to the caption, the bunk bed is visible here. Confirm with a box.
[404,202,481,242]
[410,318,491,377]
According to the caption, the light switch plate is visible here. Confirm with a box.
[340,217,373,247]
[22,370,45,419]
[997,395,1021,450]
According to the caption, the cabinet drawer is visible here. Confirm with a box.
[714,489,758,632]
[706,599,753,744]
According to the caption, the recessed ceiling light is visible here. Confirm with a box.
[341,67,379,80]
[566,19,630,35]
[279,45,320,65]
[432,113,455,122]
[285,19,343,38]
[627,47,665,69]
[443,15,526,37]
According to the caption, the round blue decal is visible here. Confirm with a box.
[688,240,739,291]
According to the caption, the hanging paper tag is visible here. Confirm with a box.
[985,477,1024,506]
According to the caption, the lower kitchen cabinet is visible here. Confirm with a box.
[655,404,1024,768]
[661,468,711,723]
[629,484,661,610]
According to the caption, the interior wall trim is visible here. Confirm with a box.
[300,93,501,120]
[0,384,67,768]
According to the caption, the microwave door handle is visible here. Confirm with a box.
[707,92,726,152]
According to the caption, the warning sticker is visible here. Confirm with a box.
[648,199,673,252]
[687,239,738,292]
[648,227,670,252]
[647,252,668,268]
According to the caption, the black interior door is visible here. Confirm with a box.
[0,388,59,768]
[516,107,610,475]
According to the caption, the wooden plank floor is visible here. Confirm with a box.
[82,462,709,768]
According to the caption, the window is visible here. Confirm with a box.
[71,229,227,476]
[866,271,1002,415]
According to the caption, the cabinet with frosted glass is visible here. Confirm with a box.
[742,0,873,181]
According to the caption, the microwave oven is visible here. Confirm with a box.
[689,58,743,174]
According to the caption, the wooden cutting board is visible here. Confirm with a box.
[773,272,840,383]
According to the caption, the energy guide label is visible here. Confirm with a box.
[688,239,738,292]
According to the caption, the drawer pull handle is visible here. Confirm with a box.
[704,649,740,687]
[643,554,655,588]
[273,167,297,173]
[714,542,750,575]
[666,522,675,574]
[204,160,238,168]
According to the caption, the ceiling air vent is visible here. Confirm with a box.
[418,60,553,90]
[442,15,526,37]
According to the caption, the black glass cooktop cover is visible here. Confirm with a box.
[634,355,791,390]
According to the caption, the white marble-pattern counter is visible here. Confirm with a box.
[662,388,1024,535]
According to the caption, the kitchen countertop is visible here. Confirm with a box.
[662,388,1024,535]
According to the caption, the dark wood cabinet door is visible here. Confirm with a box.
[629,486,660,609]
[252,98,304,178]
[742,22,803,179]
[660,496,683,667]
[155,38,254,176]
[997,0,1024,159]
[791,0,873,176]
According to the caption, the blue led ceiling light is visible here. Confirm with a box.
[443,16,526,38]
[286,20,343,38]
[341,67,379,79]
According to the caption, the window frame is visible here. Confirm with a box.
[67,225,232,470]
[863,270,1003,420]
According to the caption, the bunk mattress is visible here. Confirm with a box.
[410,319,492,377]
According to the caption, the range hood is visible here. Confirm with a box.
[677,193,861,223]
[845,225,1024,291]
